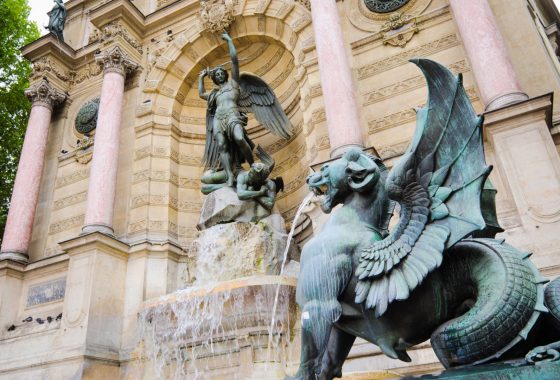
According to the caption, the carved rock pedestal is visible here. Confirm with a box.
[197,187,278,230]
[191,213,287,284]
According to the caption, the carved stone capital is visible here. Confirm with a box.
[24,79,67,111]
[95,46,138,78]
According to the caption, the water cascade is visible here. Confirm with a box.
[137,193,314,379]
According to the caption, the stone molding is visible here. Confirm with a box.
[357,33,459,80]
[24,79,67,111]
[95,46,139,78]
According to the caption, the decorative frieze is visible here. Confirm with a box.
[73,62,103,85]
[95,45,139,77]
[88,20,143,54]
[363,60,469,105]
[368,86,479,134]
[31,57,71,82]
[55,169,90,189]
[49,215,85,235]
[24,79,67,111]
[357,34,459,79]
[53,191,87,211]
[131,194,202,212]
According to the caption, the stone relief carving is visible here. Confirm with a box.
[88,20,143,54]
[25,78,67,111]
[95,45,139,77]
[73,62,103,85]
[199,0,237,33]
[379,12,418,47]
[53,191,87,211]
[31,57,71,82]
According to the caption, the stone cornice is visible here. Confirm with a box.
[89,0,146,38]
[24,79,67,111]
[95,45,139,77]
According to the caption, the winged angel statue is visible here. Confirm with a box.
[289,60,560,379]
[199,32,292,189]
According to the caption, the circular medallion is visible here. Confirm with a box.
[364,0,412,13]
[75,98,100,135]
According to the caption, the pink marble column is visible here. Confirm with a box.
[82,46,137,235]
[0,79,66,263]
[449,0,528,111]
[310,0,364,157]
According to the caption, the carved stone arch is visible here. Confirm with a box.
[143,0,314,102]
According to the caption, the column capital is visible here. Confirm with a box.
[95,45,138,78]
[24,78,67,111]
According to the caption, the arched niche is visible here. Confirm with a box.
[138,4,316,235]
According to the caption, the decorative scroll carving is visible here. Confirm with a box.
[95,45,139,77]
[380,12,418,47]
[88,20,143,54]
[55,169,90,188]
[53,191,87,211]
[295,0,310,11]
[31,57,71,82]
[199,0,237,33]
[75,136,95,164]
[25,79,67,111]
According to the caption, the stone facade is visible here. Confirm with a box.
[1,0,560,378]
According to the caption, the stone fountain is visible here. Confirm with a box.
[135,187,304,379]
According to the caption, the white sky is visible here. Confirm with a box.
[26,0,560,36]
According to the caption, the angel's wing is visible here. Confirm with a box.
[355,59,491,317]
[238,73,292,139]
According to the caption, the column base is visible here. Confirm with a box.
[330,143,365,159]
[485,92,529,111]
[81,223,114,236]
[0,250,29,265]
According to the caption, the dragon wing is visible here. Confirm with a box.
[238,73,292,139]
[355,59,491,317]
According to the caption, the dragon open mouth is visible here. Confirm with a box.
[311,183,329,196]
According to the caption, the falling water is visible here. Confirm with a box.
[266,192,314,366]
[138,210,301,379]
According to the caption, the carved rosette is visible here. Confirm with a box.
[24,79,67,111]
[199,0,236,33]
[95,46,139,77]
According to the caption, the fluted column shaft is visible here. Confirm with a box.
[449,0,528,111]
[310,0,364,158]
[0,79,66,263]
[82,46,137,235]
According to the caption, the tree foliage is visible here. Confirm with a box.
[0,0,40,242]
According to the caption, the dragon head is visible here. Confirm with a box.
[307,149,383,213]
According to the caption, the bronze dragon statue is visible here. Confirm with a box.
[288,59,560,379]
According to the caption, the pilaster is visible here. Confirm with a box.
[484,94,560,274]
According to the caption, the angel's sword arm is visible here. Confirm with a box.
[225,37,240,83]
[198,73,209,100]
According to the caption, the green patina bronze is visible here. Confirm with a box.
[47,0,67,42]
[198,31,292,211]
[364,0,412,13]
[288,59,560,380]
[75,98,100,136]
